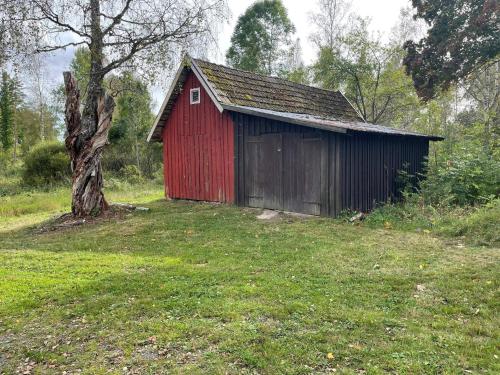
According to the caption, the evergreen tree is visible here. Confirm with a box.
[0,71,21,151]
[226,0,295,75]
[0,72,13,150]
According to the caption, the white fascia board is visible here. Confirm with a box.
[190,61,224,113]
[339,91,366,123]
[146,60,188,143]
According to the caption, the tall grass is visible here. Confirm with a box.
[364,196,500,247]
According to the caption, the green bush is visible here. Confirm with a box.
[22,142,71,187]
[120,164,144,184]
[421,149,499,205]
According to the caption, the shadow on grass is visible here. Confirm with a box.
[1,198,499,373]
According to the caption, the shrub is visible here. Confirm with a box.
[120,164,144,184]
[22,142,71,187]
[421,149,499,206]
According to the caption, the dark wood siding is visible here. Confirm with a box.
[338,134,428,213]
[233,112,331,215]
[232,112,429,216]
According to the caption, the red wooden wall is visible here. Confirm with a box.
[162,72,235,202]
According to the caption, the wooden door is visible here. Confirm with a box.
[283,134,325,215]
[244,134,283,209]
[243,131,327,215]
[301,136,323,215]
[244,136,264,207]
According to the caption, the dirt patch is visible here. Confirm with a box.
[257,210,280,220]
[256,209,315,221]
[35,204,148,233]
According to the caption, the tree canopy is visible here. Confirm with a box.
[226,0,295,75]
[313,17,419,124]
[403,0,500,101]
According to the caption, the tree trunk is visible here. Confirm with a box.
[63,72,115,217]
[62,0,115,217]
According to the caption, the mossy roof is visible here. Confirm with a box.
[148,56,443,142]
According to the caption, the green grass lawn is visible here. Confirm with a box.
[0,187,498,374]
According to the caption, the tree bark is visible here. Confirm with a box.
[63,72,115,217]
[62,0,116,217]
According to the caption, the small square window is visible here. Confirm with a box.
[190,88,200,104]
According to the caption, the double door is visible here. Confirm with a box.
[244,132,327,215]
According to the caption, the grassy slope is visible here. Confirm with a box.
[0,188,498,374]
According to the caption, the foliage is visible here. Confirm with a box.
[0,67,59,161]
[421,148,499,206]
[0,72,13,149]
[284,66,311,85]
[0,148,23,195]
[103,71,161,178]
[3,0,228,217]
[365,196,500,247]
[437,198,500,247]
[365,143,500,246]
[312,17,419,124]
[460,62,499,154]
[119,164,144,185]
[309,0,351,50]
[69,47,91,100]
[15,105,58,154]
[0,71,22,150]
[61,50,161,179]
[226,0,295,75]
[281,38,310,83]
[21,141,70,187]
[3,0,227,81]
[403,0,500,100]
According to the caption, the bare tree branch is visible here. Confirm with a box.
[36,41,87,53]
[31,0,91,38]
[101,0,133,36]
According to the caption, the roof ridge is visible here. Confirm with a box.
[191,57,344,97]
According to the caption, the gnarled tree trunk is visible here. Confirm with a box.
[63,72,115,217]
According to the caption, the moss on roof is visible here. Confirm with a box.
[192,58,363,122]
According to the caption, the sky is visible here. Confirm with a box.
[215,0,409,65]
[37,0,411,109]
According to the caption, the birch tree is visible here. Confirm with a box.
[309,0,351,51]
[3,0,227,216]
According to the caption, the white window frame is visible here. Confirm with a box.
[190,87,201,104]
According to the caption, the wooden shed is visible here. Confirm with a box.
[148,56,443,216]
